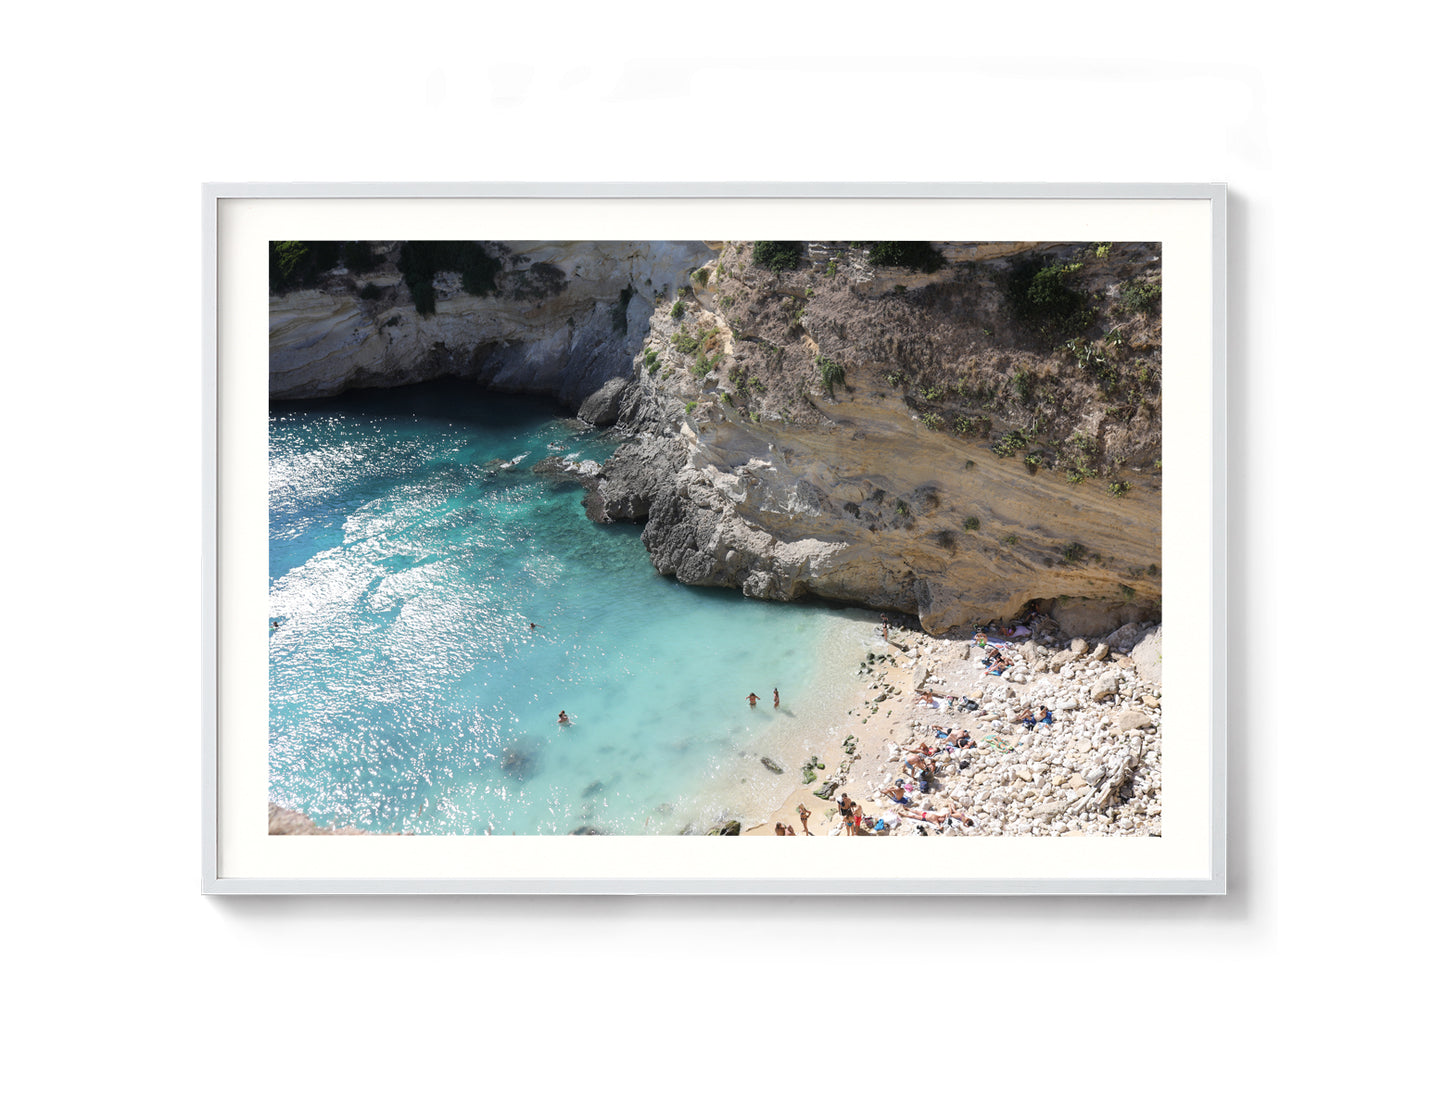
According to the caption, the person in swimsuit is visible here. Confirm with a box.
[558,711,570,726]
[773,688,780,708]
[882,780,910,803]
[774,822,787,836]
[796,803,812,835]
[747,692,759,708]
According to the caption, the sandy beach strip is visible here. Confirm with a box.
[741,618,1162,837]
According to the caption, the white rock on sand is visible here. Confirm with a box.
[745,623,1162,837]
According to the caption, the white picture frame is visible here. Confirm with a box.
[204,182,1226,894]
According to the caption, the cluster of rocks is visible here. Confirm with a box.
[268,802,384,836]
[841,623,1162,836]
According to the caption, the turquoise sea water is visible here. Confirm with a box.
[269,381,877,835]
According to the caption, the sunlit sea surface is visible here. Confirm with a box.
[269,381,878,835]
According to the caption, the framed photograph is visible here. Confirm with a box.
[204,183,1225,894]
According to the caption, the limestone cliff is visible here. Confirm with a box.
[591,241,1162,635]
[269,239,1162,636]
[269,239,712,421]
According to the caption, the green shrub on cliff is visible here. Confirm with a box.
[867,241,945,273]
[1120,279,1161,313]
[991,430,1028,458]
[1005,257,1090,333]
[269,240,343,293]
[343,241,378,273]
[752,241,804,272]
[817,355,845,398]
[396,241,503,317]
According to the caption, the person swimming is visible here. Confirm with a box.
[558,711,571,726]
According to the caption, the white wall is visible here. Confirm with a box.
[4,4,1430,1109]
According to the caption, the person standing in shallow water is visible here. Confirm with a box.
[558,711,570,726]
[747,692,759,708]
[773,688,780,708]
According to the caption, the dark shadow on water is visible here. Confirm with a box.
[499,741,543,781]
[271,378,573,428]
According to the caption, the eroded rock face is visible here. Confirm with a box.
[269,240,714,413]
[598,374,1161,631]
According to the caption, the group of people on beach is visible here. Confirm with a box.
[824,787,975,836]
[806,622,1058,836]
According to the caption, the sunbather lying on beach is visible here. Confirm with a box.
[1011,705,1053,730]
[903,740,941,756]
[984,650,1013,675]
[942,728,975,749]
[897,805,972,828]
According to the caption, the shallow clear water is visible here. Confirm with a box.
[269,380,877,835]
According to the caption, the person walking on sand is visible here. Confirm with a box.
[880,614,889,643]
[747,692,759,707]
[773,687,780,708]
[797,803,812,835]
